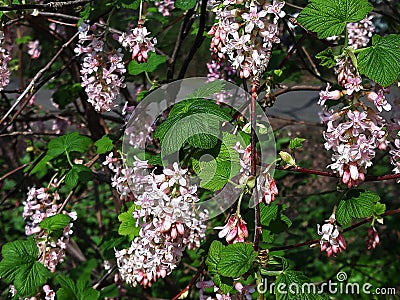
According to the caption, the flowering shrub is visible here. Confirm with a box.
[0,0,400,299]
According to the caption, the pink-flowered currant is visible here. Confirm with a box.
[208,0,285,78]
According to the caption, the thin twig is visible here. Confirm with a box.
[178,0,208,79]
[269,208,400,251]
[251,78,262,251]
[0,0,89,11]
[0,32,79,130]
[172,264,204,300]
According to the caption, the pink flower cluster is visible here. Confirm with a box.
[319,58,390,187]
[27,40,41,59]
[216,214,248,244]
[197,279,255,300]
[107,156,208,287]
[0,30,12,90]
[366,226,380,250]
[317,214,346,257]
[9,284,55,300]
[155,0,174,16]
[234,142,278,205]
[75,22,126,112]
[347,15,375,49]
[117,25,157,63]
[23,187,77,272]
[209,0,285,78]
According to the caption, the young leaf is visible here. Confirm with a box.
[217,243,258,278]
[118,204,140,240]
[0,239,51,297]
[316,48,337,68]
[40,214,71,232]
[94,136,114,154]
[289,138,306,150]
[297,0,373,39]
[175,0,196,10]
[357,34,400,87]
[374,202,386,216]
[336,190,380,226]
[128,53,167,75]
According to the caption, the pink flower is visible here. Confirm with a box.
[367,89,391,112]
[317,217,346,257]
[344,75,362,95]
[366,226,380,250]
[242,5,268,33]
[215,215,248,243]
[318,83,342,105]
[264,1,286,21]
[258,171,278,204]
[27,40,41,59]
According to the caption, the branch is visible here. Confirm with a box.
[275,164,400,182]
[251,79,262,251]
[172,264,204,300]
[0,0,89,11]
[178,0,208,79]
[0,31,79,131]
[269,208,400,252]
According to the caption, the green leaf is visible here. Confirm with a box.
[289,138,306,150]
[118,204,140,240]
[128,52,167,75]
[275,270,328,300]
[194,133,241,191]
[213,274,233,294]
[186,80,225,99]
[358,34,400,87]
[260,203,279,227]
[316,48,339,68]
[56,275,100,300]
[217,243,258,278]
[47,132,92,158]
[260,203,292,234]
[205,240,225,275]
[64,165,93,191]
[0,239,51,297]
[94,136,114,154]
[175,0,196,10]
[40,214,71,232]
[337,190,380,226]
[297,0,373,39]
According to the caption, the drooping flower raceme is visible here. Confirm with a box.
[108,155,208,287]
[317,214,346,257]
[75,22,126,112]
[23,187,77,272]
[0,30,12,90]
[319,56,389,187]
[208,0,285,78]
[118,25,157,63]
